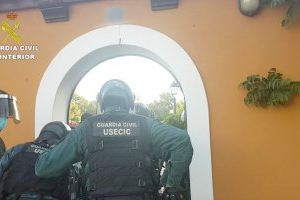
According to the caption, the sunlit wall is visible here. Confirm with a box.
[1,1,300,199]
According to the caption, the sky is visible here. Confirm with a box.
[74,56,184,104]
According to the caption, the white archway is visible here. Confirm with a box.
[35,25,213,199]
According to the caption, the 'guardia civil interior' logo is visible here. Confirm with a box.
[1,12,22,44]
[0,12,39,60]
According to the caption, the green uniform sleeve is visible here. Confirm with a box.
[150,120,193,188]
[35,124,86,178]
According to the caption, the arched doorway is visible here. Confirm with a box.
[35,25,213,199]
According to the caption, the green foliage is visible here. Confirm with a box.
[69,92,186,129]
[164,100,186,129]
[262,0,300,26]
[148,93,174,122]
[69,100,81,123]
[163,111,186,129]
[69,94,97,123]
[240,68,300,107]
[148,92,186,129]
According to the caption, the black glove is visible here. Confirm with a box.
[161,187,183,200]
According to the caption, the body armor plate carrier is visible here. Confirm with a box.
[85,113,159,199]
[1,142,68,199]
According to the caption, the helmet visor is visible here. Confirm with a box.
[0,94,20,122]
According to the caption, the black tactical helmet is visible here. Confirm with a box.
[39,121,71,140]
[99,79,135,112]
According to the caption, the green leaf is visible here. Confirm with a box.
[240,68,300,107]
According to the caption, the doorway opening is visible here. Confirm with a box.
[67,56,184,127]
[35,25,213,199]
[68,55,190,197]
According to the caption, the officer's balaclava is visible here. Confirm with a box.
[0,117,7,132]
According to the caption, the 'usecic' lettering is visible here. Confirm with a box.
[103,128,131,136]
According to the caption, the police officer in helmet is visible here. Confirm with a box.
[35,79,193,200]
[0,90,21,158]
[0,121,71,200]
[0,90,20,132]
